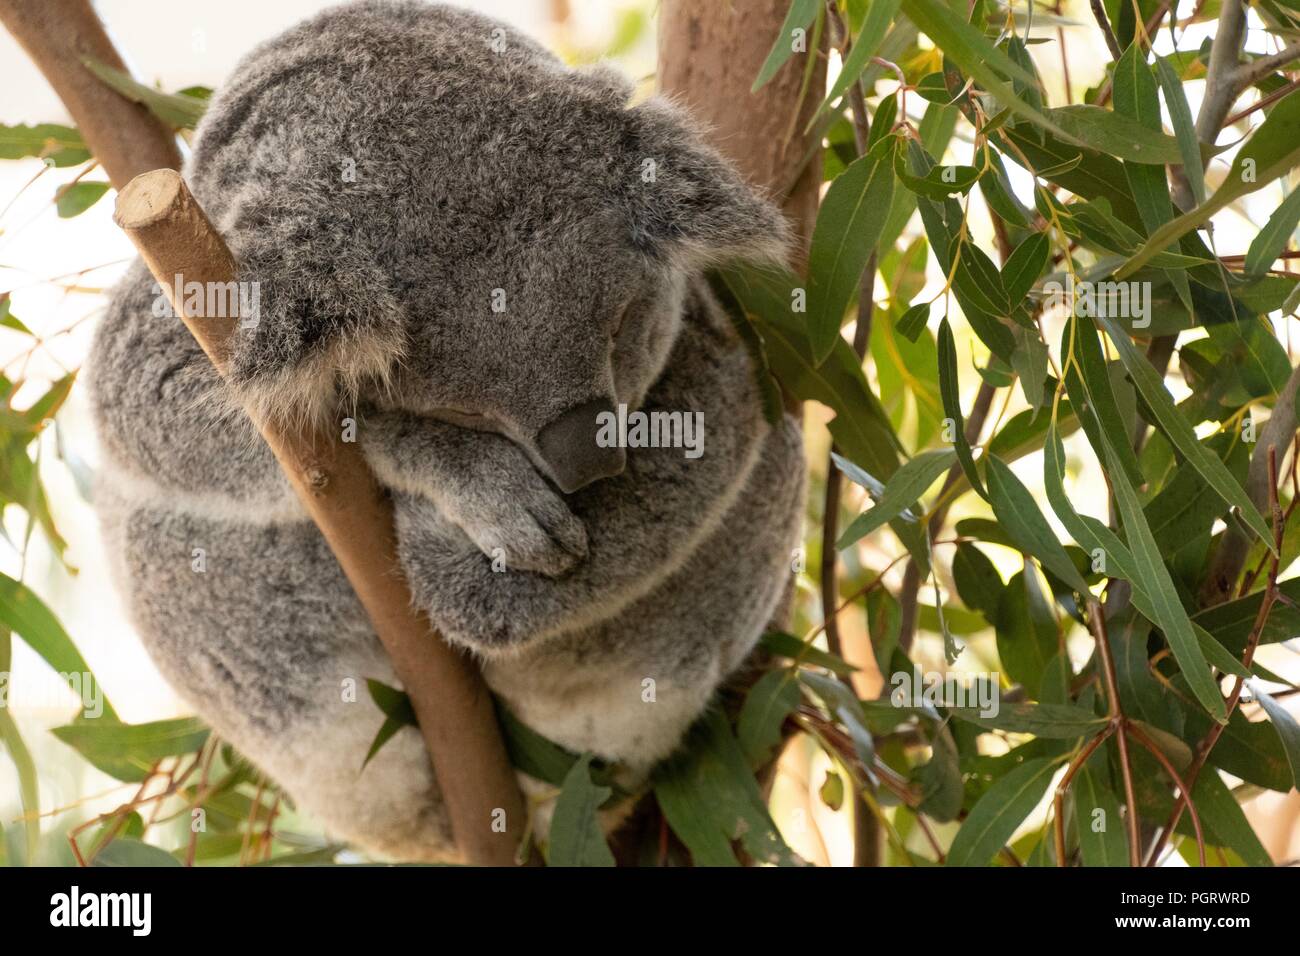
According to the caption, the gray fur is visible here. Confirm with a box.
[89,0,804,861]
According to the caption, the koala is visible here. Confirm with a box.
[89,0,805,861]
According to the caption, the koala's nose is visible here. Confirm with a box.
[536,399,627,493]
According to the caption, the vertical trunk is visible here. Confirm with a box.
[657,0,825,259]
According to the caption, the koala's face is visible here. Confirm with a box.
[370,83,787,493]
[387,210,691,493]
[208,8,788,493]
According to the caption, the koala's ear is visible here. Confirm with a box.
[222,213,407,429]
[622,97,791,267]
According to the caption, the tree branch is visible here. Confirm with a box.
[1197,0,1250,142]
[113,171,529,866]
[1230,40,1300,95]
[0,0,181,190]
[1089,0,1124,61]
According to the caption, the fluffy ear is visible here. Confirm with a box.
[621,97,791,267]
[222,207,406,431]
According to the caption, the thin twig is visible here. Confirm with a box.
[1089,0,1123,60]
[1052,726,1116,866]
[1127,723,1207,867]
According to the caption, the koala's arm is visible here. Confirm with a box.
[363,413,588,578]
[375,286,773,657]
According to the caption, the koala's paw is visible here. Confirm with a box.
[450,473,589,577]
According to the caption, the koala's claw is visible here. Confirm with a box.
[467,494,588,578]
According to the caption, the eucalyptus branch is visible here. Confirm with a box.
[1231,40,1300,95]
[1087,599,1143,866]
[1126,723,1207,867]
[1089,0,1124,60]
[1197,0,1250,141]
[1052,726,1115,866]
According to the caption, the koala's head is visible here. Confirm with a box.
[204,2,788,493]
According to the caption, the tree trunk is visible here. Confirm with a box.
[658,0,825,258]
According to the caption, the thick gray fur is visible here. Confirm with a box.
[89,0,805,860]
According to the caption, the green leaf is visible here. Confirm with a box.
[549,754,615,867]
[900,0,1074,144]
[980,150,1032,227]
[1075,763,1129,866]
[835,448,956,549]
[52,717,209,783]
[1047,104,1188,165]
[951,701,1107,738]
[1010,326,1049,410]
[995,126,1142,223]
[896,302,931,342]
[0,572,116,721]
[915,724,963,821]
[1245,187,1300,276]
[54,181,109,218]
[1119,90,1300,277]
[737,669,801,766]
[654,711,801,867]
[760,630,857,676]
[952,541,1003,617]
[751,0,820,92]
[894,156,981,200]
[0,701,39,864]
[1060,316,1145,487]
[1154,57,1205,207]
[81,58,208,129]
[1093,421,1227,722]
[1113,43,1190,307]
[1096,314,1274,550]
[1191,769,1271,867]
[808,138,896,363]
[0,123,89,166]
[995,568,1060,698]
[798,670,879,758]
[819,770,846,810]
[361,678,417,769]
[496,699,582,788]
[92,837,183,867]
[1251,684,1300,789]
[0,296,32,336]
[986,456,1090,593]
[1185,706,1293,792]
[1002,233,1049,303]
[720,264,903,477]
[809,0,903,125]
[946,756,1058,866]
[936,318,988,500]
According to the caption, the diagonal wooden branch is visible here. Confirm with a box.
[113,170,529,866]
[0,0,181,189]
[1,0,529,866]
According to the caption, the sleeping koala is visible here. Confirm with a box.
[89,0,805,861]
